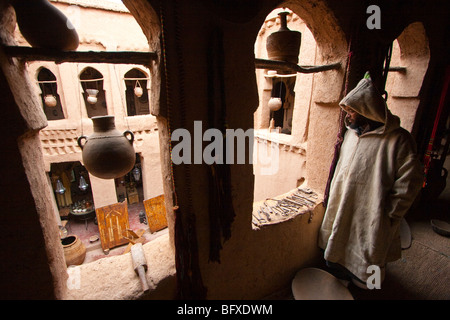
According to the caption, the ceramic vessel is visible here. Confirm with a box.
[134,82,143,97]
[12,0,79,50]
[268,97,283,111]
[266,12,301,64]
[77,116,135,179]
[44,95,57,107]
[86,89,99,104]
[61,235,86,266]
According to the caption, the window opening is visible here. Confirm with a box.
[37,67,65,120]
[384,22,430,134]
[271,79,295,134]
[79,67,107,118]
[115,153,144,208]
[49,161,94,229]
[124,68,150,116]
[252,5,345,229]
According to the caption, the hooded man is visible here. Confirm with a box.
[318,73,423,288]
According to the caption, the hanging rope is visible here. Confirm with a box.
[112,65,130,131]
[75,64,84,137]
[381,42,393,101]
[159,0,178,209]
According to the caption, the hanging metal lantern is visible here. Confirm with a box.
[55,179,66,194]
[132,166,141,182]
[86,89,99,104]
[266,12,301,64]
[79,175,89,191]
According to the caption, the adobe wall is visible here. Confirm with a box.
[137,0,347,299]
[0,3,67,299]
[68,0,347,299]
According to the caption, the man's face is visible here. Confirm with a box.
[342,105,365,129]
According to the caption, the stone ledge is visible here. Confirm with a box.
[254,129,306,155]
[252,187,323,230]
[65,232,176,300]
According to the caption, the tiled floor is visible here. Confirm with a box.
[61,200,168,264]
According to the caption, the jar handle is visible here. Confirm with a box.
[124,130,134,145]
[77,135,87,150]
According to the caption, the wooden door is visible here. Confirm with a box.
[96,200,130,254]
[143,195,168,233]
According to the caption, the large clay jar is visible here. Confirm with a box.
[77,116,135,179]
[11,0,79,50]
[266,12,301,64]
[61,235,86,266]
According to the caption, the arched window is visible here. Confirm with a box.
[252,3,347,228]
[37,67,65,120]
[124,68,150,116]
[385,22,430,134]
[79,67,107,118]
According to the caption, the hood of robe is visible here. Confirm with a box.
[339,74,400,133]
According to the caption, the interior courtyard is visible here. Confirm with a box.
[0,0,449,301]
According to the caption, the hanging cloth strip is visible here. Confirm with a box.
[206,27,236,264]
[323,39,353,207]
[423,66,450,187]
[159,0,207,299]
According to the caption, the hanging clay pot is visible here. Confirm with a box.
[266,12,301,64]
[11,0,79,50]
[61,235,86,266]
[134,81,143,98]
[77,116,135,179]
[268,97,283,111]
[44,94,57,107]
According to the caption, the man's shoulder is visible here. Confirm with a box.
[387,127,418,152]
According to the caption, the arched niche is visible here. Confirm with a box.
[79,67,107,118]
[385,22,430,134]
[253,0,348,201]
[124,68,150,116]
[37,67,65,120]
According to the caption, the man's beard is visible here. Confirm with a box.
[346,115,368,130]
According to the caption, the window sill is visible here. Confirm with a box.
[252,187,322,230]
[254,129,306,155]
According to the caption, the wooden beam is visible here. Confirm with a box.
[2,46,157,66]
[255,58,341,74]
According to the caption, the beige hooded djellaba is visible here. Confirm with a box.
[318,76,423,283]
